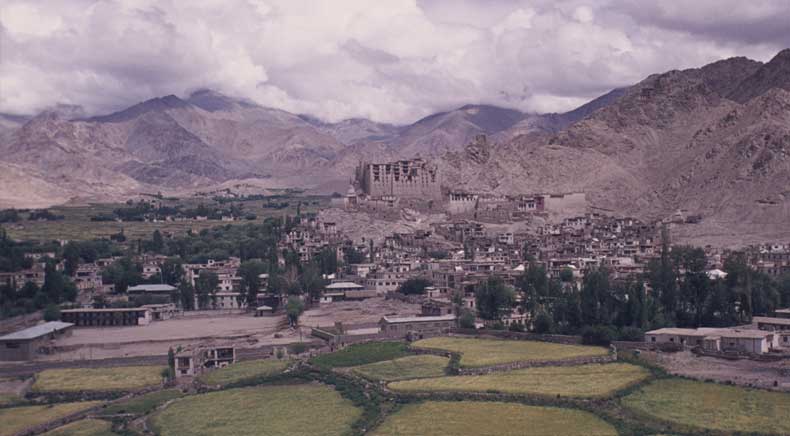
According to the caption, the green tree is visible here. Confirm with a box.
[195,271,219,309]
[533,310,554,334]
[161,257,184,286]
[238,260,267,307]
[41,262,65,303]
[151,230,165,253]
[580,267,610,326]
[398,278,433,295]
[286,296,305,327]
[43,303,61,321]
[178,281,195,310]
[459,310,476,329]
[299,264,326,304]
[62,242,80,277]
[166,347,176,381]
[474,276,515,321]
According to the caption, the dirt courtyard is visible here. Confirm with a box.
[29,297,419,362]
[650,350,790,391]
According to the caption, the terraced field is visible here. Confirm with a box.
[412,337,607,368]
[197,359,288,386]
[351,355,449,381]
[150,384,360,436]
[310,341,411,368]
[99,389,184,416]
[389,363,648,397]
[42,419,116,436]
[623,378,790,434]
[33,366,164,392]
[0,402,103,436]
[371,401,618,436]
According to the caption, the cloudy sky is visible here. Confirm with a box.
[1,0,788,124]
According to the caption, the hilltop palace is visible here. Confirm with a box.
[348,148,585,223]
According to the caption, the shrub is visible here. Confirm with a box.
[508,321,526,332]
[533,311,554,334]
[43,304,61,321]
[459,310,476,329]
[618,326,645,342]
[581,325,616,346]
[290,343,308,355]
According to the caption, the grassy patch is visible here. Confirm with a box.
[33,366,164,393]
[622,378,790,434]
[351,355,449,381]
[310,341,410,368]
[371,401,618,436]
[0,401,102,436]
[0,393,25,407]
[150,384,361,436]
[99,389,183,416]
[388,362,648,397]
[197,359,288,386]
[413,337,607,368]
[42,419,115,436]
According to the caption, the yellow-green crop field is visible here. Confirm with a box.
[371,401,618,436]
[351,355,449,381]
[42,419,116,436]
[622,378,790,434]
[0,402,103,436]
[33,366,164,392]
[413,337,607,368]
[197,359,288,386]
[150,384,361,436]
[389,362,648,397]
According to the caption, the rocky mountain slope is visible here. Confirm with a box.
[1,49,788,245]
[443,49,790,243]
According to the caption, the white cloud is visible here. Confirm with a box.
[0,0,787,123]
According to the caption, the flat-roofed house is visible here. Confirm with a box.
[321,282,365,303]
[753,316,790,348]
[645,327,776,354]
[0,321,74,361]
[775,308,790,319]
[379,314,456,340]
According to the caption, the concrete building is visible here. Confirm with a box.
[0,322,74,361]
[359,158,440,199]
[321,282,365,303]
[175,345,236,378]
[127,284,176,300]
[379,314,456,340]
[61,307,152,327]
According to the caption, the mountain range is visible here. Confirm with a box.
[1,49,788,244]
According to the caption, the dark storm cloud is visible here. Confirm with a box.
[0,0,787,123]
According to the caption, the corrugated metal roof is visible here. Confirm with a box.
[381,314,456,323]
[127,284,176,292]
[0,321,74,341]
[325,282,364,289]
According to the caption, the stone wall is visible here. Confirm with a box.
[455,353,616,375]
[451,329,583,345]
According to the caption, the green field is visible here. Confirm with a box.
[197,359,288,386]
[310,341,411,368]
[33,366,164,392]
[5,196,329,241]
[371,401,618,436]
[622,378,790,434]
[389,362,648,397]
[99,389,183,416]
[0,402,102,436]
[42,419,116,436]
[351,355,449,381]
[151,384,361,436]
[413,337,608,368]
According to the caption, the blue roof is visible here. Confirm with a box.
[0,321,74,341]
